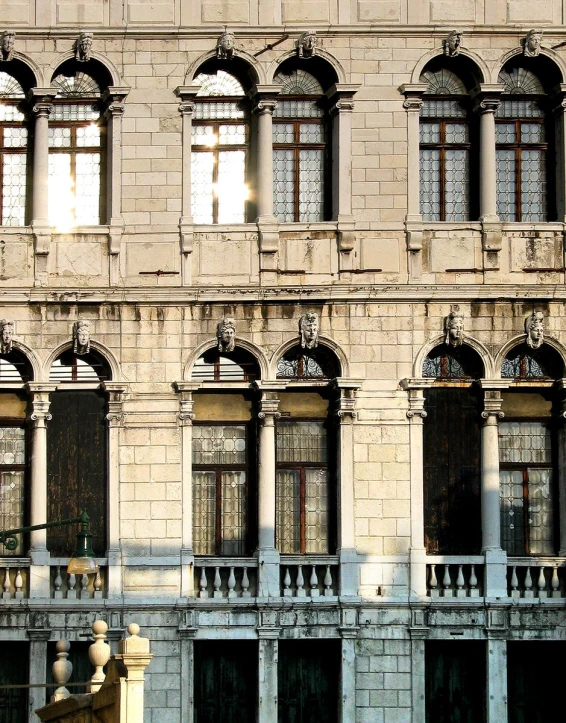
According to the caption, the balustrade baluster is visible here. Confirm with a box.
[241,567,250,597]
[296,565,306,597]
[54,566,63,599]
[310,566,320,597]
[442,564,453,597]
[429,565,439,598]
[537,565,547,599]
[2,568,11,599]
[469,565,479,597]
[283,567,292,597]
[456,565,466,598]
[551,566,561,598]
[213,567,223,598]
[324,565,333,596]
[80,573,90,599]
[227,567,236,598]
[94,570,102,599]
[67,573,77,600]
[14,569,23,600]
[510,565,519,598]
[524,567,533,598]
[199,567,208,599]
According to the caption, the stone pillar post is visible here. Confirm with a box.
[28,626,51,723]
[339,628,358,723]
[400,84,427,280]
[29,90,56,266]
[102,382,126,599]
[553,88,566,264]
[486,634,508,723]
[179,618,197,723]
[251,86,281,279]
[175,86,200,285]
[409,616,428,723]
[406,386,429,598]
[473,86,503,267]
[555,380,566,554]
[255,387,281,597]
[480,386,507,598]
[326,84,360,266]
[334,379,362,597]
[102,87,129,268]
[258,629,279,723]
[115,623,153,723]
[175,382,200,597]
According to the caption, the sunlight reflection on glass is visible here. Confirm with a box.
[48,154,76,231]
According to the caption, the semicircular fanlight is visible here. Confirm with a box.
[498,67,544,95]
[0,71,25,99]
[420,68,467,95]
[274,69,323,96]
[195,70,245,97]
[52,71,101,97]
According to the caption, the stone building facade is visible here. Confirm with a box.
[0,1,566,722]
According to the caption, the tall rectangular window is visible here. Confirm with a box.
[276,420,329,554]
[0,104,27,227]
[499,421,554,555]
[192,424,248,555]
[420,99,470,221]
[0,424,25,556]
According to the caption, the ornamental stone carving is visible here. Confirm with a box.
[216,30,235,61]
[75,31,93,62]
[73,320,91,355]
[1,30,15,61]
[217,317,236,353]
[299,312,319,350]
[523,28,543,57]
[443,30,463,57]
[297,30,317,58]
[444,311,464,347]
[0,319,14,354]
[525,311,544,349]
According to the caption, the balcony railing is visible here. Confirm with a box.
[507,558,566,599]
[280,556,339,598]
[1,561,28,600]
[426,557,484,598]
[0,559,107,601]
[194,558,258,599]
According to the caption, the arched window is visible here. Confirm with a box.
[501,342,563,379]
[48,61,109,228]
[0,349,33,382]
[422,344,483,379]
[496,65,551,221]
[419,65,474,222]
[192,347,259,382]
[191,70,249,224]
[273,68,327,222]
[0,70,30,226]
[276,344,340,380]
[49,348,111,382]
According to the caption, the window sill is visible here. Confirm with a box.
[0,225,110,235]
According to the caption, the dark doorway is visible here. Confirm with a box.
[278,640,339,723]
[508,641,564,722]
[0,641,29,723]
[46,640,92,702]
[425,641,486,723]
[194,640,257,723]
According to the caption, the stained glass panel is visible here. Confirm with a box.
[2,154,26,226]
[193,470,216,555]
[298,149,323,221]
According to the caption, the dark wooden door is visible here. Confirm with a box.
[424,388,482,554]
[0,642,29,723]
[425,641,486,723]
[508,642,564,722]
[47,391,107,556]
[194,641,257,723]
[278,640,339,723]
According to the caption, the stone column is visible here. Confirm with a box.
[481,387,507,598]
[256,389,281,597]
[179,617,197,723]
[556,380,566,554]
[339,629,358,723]
[406,387,428,598]
[102,87,129,269]
[175,86,200,285]
[258,630,279,723]
[334,380,362,597]
[251,86,280,279]
[175,383,200,597]
[102,382,126,599]
[28,626,51,723]
[409,619,428,723]
[115,623,153,723]
[400,84,427,280]
[486,634,508,723]
[29,90,56,264]
[327,84,360,265]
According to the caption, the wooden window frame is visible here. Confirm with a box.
[192,421,252,557]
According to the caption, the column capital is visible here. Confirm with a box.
[252,98,278,115]
[258,394,281,421]
[174,381,201,424]
[326,83,360,114]
[406,389,427,420]
[482,390,504,420]
[332,379,362,419]
[399,83,427,111]
[27,87,57,116]
[102,383,126,427]
[472,84,504,114]
[102,86,130,118]
[175,84,201,103]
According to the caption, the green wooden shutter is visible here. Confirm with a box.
[47,391,107,556]
[424,388,482,554]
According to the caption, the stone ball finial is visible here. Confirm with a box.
[56,639,71,654]
[89,619,111,693]
[128,623,140,636]
[92,619,108,636]
[51,639,72,702]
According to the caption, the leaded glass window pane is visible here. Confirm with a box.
[500,344,562,379]
[191,152,214,224]
[422,345,482,379]
[499,422,551,464]
[274,124,295,144]
[273,99,323,119]
[496,149,516,221]
[48,153,73,227]
[192,125,217,147]
[2,154,26,226]
[51,104,99,122]
[274,70,323,97]
[195,71,245,97]
[49,128,72,148]
[276,470,300,554]
[521,149,545,222]
[420,122,440,144]
[298,149,324,221]
[75,153,101,225]
[76,125,101,148]
[193,101,244,121]
[221,471,246,556]
[495,124,515,144]
[496,98,543,119]
[299,124,324,144]
[528,468,554,555]
[277,421,327,464]
[421,99,466,118]
[217,150,246,224]
[445,149,469,221]
[420,148,440,220]
[219,124,246,145]
[273,149,295,222]
[0,105,24,122]
[500,469,525,555]
[0,427,25,556]
[445,124,468,144]
[3,128,27,149]
[192,470,216,555]
[305,468,328,553]
[192,425,246,466]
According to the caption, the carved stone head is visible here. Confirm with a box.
[525,311,544,349]
[73,320,91,355]
[444,311,465,347]
[0,319,14,354]
[216,30,235,61]
[217,317,236,353]
[297,30,317,58]
[1,30,15,62]
[299,312,319,350]
[443,30,462,57]
[524,28,543,57]
[75,31,93,62]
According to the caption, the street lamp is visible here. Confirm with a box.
[0,510,99,575]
